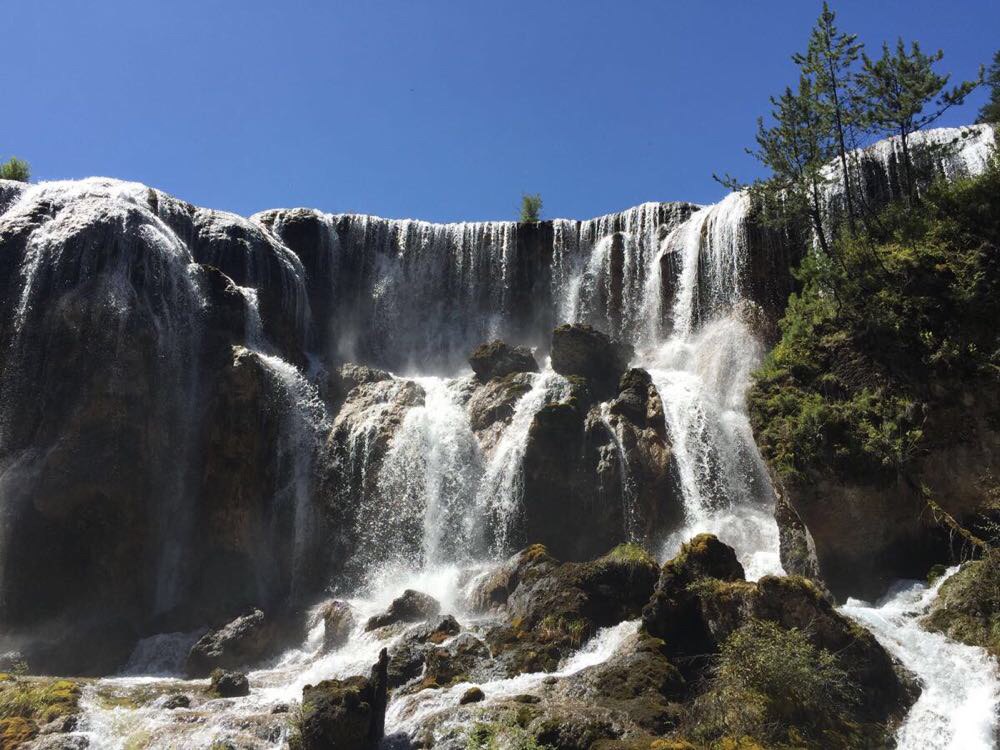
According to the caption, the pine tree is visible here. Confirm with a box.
[793,2,863,229]
[750,76,836,255]
[855,39,981,200]
[979,50,1000,124]
[0,157,30,182]
[519,193,542,222]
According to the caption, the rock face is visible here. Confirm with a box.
[549,324,634,400]
[468,340,538,381]
[776,384,1000,599]
[298,648,388,750]
[186,609,273,678]
[643,535,913,724]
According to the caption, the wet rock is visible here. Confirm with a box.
[299,648,388,750]
[21,736,89,750]
[386,616,461,688]
[468,340,538,381]
[557,629,685,735]
[320,601,356,653]
[481,544,659,674]
[186,609,273,678]
[210,669,250,698]
[422,634,491,688]
[459,686,485,704]
[364,590,440,631]
[160,694,191,710]
[466,372,535,453]
[326,363,393,408]
[550,324,634,400]
[606,368,684,545]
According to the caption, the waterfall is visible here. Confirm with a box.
[366,377,484,578]
[841,568,1000,749]
[474,369,570,556]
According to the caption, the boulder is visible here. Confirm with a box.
[421,633,491,688]
[550,324,634,400]
[459,686,485,705]
[186,609,273,678]
[643,535,913,724]
[160,694,191,710]
[468,340,538,381]
[479,544,659,674]
[299,648,388,750]
[209,669,250,698]
[386,615,462,688]
[320,601,356,653]
[364,590,441,631]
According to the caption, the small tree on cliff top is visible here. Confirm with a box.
[0,157,30,182]
[519,193,542,222]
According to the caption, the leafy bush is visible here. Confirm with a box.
[0,157,30,182]
[519,193,542,223]
[690,619,860,748]
[750,156,1000,483]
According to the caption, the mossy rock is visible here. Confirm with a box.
[0,717,35,750]
[925,558,1000,656]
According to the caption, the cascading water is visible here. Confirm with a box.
[842,568,1000,748]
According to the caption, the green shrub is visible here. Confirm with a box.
[519,193,542,223]
[690,619,860,748]
[0,157,30,182]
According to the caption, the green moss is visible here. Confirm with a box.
[466,714,554,750]
[925,556,1000,656]
[602,543,657,568]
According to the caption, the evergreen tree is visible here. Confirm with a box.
[750,76,836,255]
[979,50,1000,124]
[793,2,863,229]
[0,157,30,182]
[519,193,542,222]
[855,40,980,200]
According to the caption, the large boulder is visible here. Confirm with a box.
[465,372,535,454]
[364,590,441,631]
[299,649,389,750]
[185,609,273,678]
[320,601,356,653]
[476,544,659,674]
[385,615,461,688]
[468,340,538,381]
[643,535,913,724]
[550,324,634,400]
[209,669,250,698]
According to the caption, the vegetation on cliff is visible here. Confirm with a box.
[749,147,1000,483]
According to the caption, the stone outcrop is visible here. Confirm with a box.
[320,601,356,653]
[364,590,441,631]
[186,609,274,678]
[468,340,538,381]
[549,324,634,400]
[298,649,388,750]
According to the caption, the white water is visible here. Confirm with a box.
[842,568,1000,749]
[474,368,570,556]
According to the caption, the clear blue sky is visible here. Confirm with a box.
[5,1,996,222]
